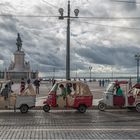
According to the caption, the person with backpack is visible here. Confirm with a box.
[27,78,31,85]
[33,79,40,94]
[1,84,9,100]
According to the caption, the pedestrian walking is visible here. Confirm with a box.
[20,78,26,94]
[1,84,9,100]
[99,80,101,87]
[33,79,40,94]
[49,78,51,84]
[7,80,14,94]
[27,78,31,85]
[84,78,86,83]
[102,79,105,87]
[52,79,56,86]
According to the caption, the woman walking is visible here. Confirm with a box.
[20,78,26,94]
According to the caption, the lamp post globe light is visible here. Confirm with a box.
[89,66,92,82]
[58,0,79,80]
[58,8,64,19]
[74,9,79,17]
[135,53,140,83]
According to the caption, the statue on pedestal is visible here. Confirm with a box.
[16,33,22,51]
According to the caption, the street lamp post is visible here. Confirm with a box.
[53,67,55,79]
[111,66,114,81]
[89,66,92,82]
[58,0,79,80]
[135,53,140,83]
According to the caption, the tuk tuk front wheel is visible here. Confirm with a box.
[136,103,140,112]
[78,105,87,113]
[98,102,106,111]
[43,105,50,112]
[20,105,29,113]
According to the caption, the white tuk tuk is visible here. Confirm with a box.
[0,80,36,113]
[98,81,140,112]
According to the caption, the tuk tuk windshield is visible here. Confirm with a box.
[106,83,115,92]
[50,83,58,92]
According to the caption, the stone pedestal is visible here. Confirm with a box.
[14,51,25,71]
[5,33,38,80]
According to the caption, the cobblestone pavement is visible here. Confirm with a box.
[0,109,139,139]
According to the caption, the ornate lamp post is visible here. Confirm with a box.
[58,0,79,80]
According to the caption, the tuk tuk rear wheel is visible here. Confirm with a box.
[43,105,50,112]
[20,105,29,113]
[98,102,106,111]
[136,103,140,112]
[78,105,87,113]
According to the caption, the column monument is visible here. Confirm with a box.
[5,33,38,80]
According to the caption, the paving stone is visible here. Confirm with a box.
[0,110,139,139]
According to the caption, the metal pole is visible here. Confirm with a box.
[89,66,92,82]
[66,0,70,80]
[53,68,55,79]
[59,1,79,80]
[137,59,139,83]
[90,69,91,82]
[112,67,113,81]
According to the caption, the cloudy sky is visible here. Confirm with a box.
[0,0,140,77]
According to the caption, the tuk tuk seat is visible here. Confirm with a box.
[113,95,125,106]
[128,96,135,105]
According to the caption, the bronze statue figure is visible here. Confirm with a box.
[16,33,22,51]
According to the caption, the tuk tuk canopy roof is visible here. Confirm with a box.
[0,80,11,84]
[133,83,140,89]
[114,80,128,85]
[55,80,92,96]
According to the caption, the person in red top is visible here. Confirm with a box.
[20,78,26,94]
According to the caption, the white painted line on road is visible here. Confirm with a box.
[10,128,140,131]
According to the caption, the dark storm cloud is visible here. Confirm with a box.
[38,52,65,68]
[75,45,139,68]
[0,16,18,36]
[0,15,18,63]
[0,2,17,42]
[0,0,139,76]
[118,0,137,10]
[0,54,4,60]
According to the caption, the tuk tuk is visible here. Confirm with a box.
[0,80,36,113]
[98,81,140,112]
[43,81,93,113]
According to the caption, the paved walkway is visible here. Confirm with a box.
[0,81,139,139]
[0,110,139,139]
